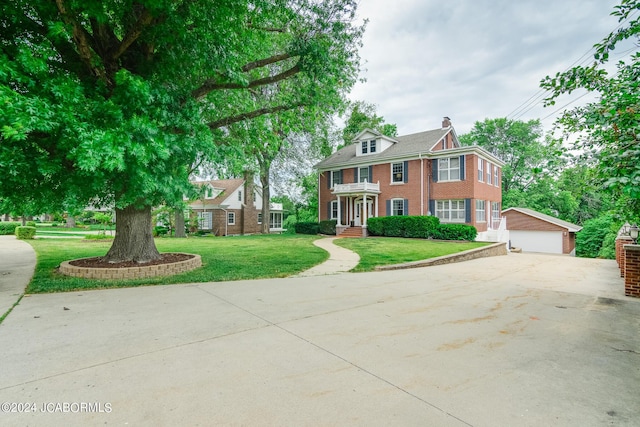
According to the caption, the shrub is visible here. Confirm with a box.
[318,220,337,235]
[295,222,319,235]
[84,234,114,240]
[282,215,297,234]
[0,222,20,235]
[577,215,615,258]
[15,226,36,240]
[366,217,384,236]
[433,223,477,241]
[26,220,36,227]
[598,231,617,259]
[153,226,169,237]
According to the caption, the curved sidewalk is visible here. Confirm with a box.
[292,237,360,277]
[0,235,36,318]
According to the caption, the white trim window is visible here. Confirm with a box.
[391,199,405,216]
[494,165,499,186]
[478,158,484,182]
[359,166,369,183]
[436,200,465,223]
[391,162,404,183]
[476,200,486,222]
[198,212,212,229]
[270,212,282,229]
[491,202,501,228]
[369,139,377,153]
[330,170,342,187]
[361,140,368,154]
[238,190,242,202]
[438,157,460,181]
[257,213,262,224]
[330,200,339,220]
[227,212,235,225]
[486,162,492,184]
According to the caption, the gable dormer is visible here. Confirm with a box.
[353,128,398,157]
[204,183,223,200]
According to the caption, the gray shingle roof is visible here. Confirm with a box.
[316,128,450,169]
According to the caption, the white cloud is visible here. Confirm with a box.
[349,0,627,135]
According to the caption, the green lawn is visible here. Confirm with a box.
[334,237,490,272]
[25,235,327,293]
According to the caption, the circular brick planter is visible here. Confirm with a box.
[59,253,202,280]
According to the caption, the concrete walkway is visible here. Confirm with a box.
[293,237,360,277]
[0,235,36,317]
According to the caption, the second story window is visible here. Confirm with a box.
[494,165,499,186]
[331,170,342,187]
[478,158,484,182]
[438,157,460,181]
[361,141,368,154]
[486,162,492,184]
[238,190,242,201]
[392,162,404,183]
[370,140,377,153]
[359,167,369,183]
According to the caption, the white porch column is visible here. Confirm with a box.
[363,194,368,227]
[336,195,341,226]
[375,195,379,217]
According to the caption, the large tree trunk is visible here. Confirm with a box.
[174,208,186,238]
[103,205,161,263]
[65,215,76,228]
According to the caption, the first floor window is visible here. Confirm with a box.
[257,213,262,224]
[198,212,212,229]
[227,212,235,225]
[330,200,338,219]
[476,200,486,222]
[270,212,282,229]
[392,199,405,216]
[491,202,501,228]
[436,200,465,223]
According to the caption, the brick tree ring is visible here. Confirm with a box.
[58,253,202,280]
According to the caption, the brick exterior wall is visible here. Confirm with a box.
[319,153,502,233]
[623,245,640,298]
[502,210,576,254]
[616,236,633,275]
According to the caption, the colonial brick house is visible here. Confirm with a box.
[315,118,505,237]
[188,177,283,236]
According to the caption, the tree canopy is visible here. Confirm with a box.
[0,0,364,261]
[540,0,640,221]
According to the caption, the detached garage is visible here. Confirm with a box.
[502,207,582,256]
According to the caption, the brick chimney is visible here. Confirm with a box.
[442,116,451,129]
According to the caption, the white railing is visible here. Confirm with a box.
[333,181,380,194]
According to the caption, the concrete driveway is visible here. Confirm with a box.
[0,250,638,426]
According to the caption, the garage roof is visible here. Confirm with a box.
[502,207,583,232]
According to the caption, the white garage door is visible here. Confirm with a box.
[509,230,563,254]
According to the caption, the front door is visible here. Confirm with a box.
[354,199,374,226]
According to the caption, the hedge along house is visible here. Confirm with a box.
[188,175,283,236]
[315,118,506,239]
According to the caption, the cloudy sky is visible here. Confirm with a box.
[348,0,634,136]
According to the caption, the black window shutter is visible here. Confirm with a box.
[327,172,331,189]
[386,200,391,216]
[432,160,438,182]
[403,199,409,215]
[339,169,343,184]
[465,198,471,223]
[369,165,373,182]
[327,202,331,219]
[429,200,435,216]
[353,167,358,182]
[460,155,465,180]
[403,161,409,183]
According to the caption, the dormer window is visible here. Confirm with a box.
[370,140,376,153]
[206,187,214,198]
[361,141,368,154]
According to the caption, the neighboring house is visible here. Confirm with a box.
[188,177,283,236]
[502,207,582,255]
[315,118,505,237]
